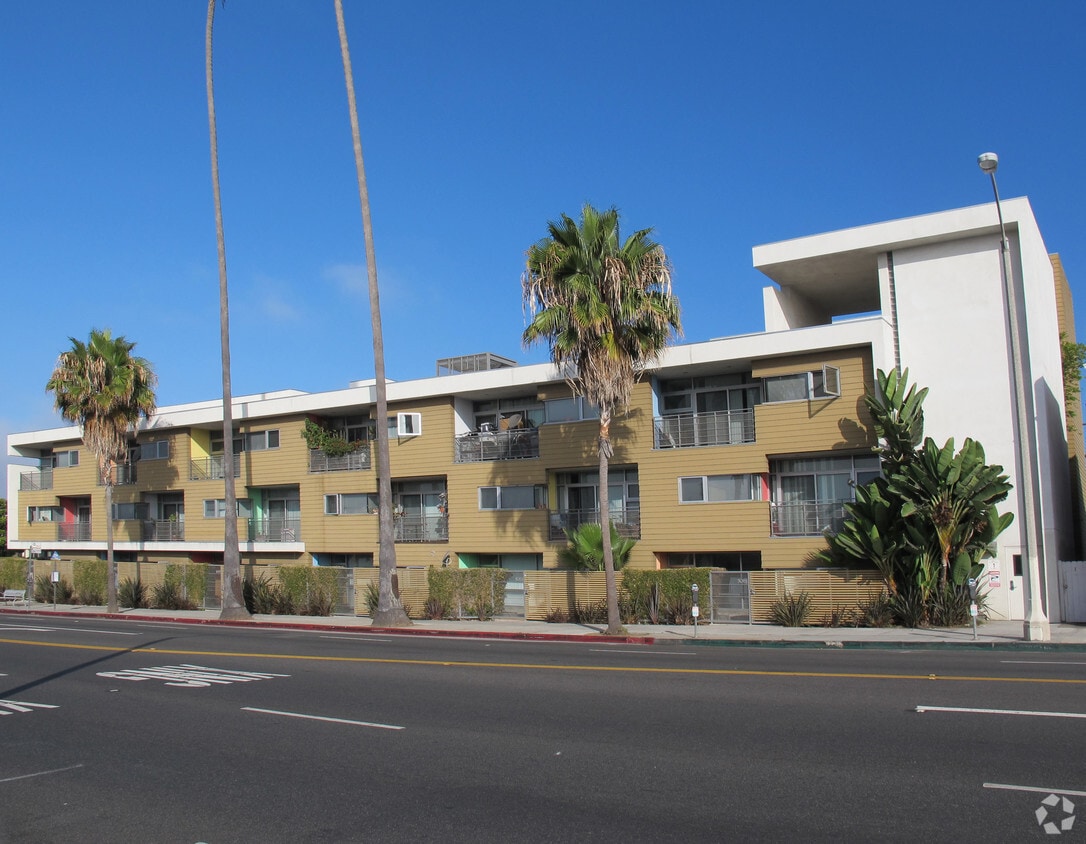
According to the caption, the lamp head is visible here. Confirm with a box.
[978,152,999,174]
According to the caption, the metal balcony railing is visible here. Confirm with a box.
[20,469,53,491]
[770,501,848,537]
[393,513,448,543]
[248,517,302,543]
[308,446,371,473]
[548,505,641,541]
[56,522,91,542]
[190,454,241,481]
[141,519,185,541]
[654,408,755,449]
[454,428,540,463]
[97,464,137,486]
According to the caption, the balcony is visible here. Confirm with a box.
[454,428,540,463]
[654,409,755,449]
[393,513,447,543]
[770,501,848,537]
[548,505,641,541]
[308,446,371,473]
[20,469,53,491]
[56,522,91,542]
[141,519,185,541]
[190,455,240,481]
[248,517,302,543]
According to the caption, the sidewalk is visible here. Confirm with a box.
[4,601,1086,649]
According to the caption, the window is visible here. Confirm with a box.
[112,502,149,521]
[763,366,841,402]
[472,397,544,431]
[211,430,279,453]
[543,396,599,424]
[27,506,61,523]
[203,498,253,518]
[667,551,762,571]
[479,485,547,511]
[51,450,80,468]
[679,474,759,503]
[324,493,380,515]
[140,440,169,461]
[398,413,421,437]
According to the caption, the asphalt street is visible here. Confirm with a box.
[1,616,1083,843]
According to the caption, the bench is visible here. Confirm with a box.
[1,589,28,607]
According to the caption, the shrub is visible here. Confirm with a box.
[0,558,29,591]
[770,591,813,627]
[73,559,108,605]
[544,607,570,623]
[823,604,857,628]
[278,566,338,616]
[34,573,73,604]
[163,563,208,608]
[423,596,447,620]
[151,580,197,611]
[363,580,380,615]
[427,569,507,619]
[929,584,987,628]
[622,569,709,624]
[568,599,608,624]
[889,588,928,628]
[119,577,147,609]
[856,595,895,628]
[244,573,293,615]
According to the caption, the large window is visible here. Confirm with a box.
[140,440,169,461]
[27,506,62,523]
[479,485,547,511]
[324,493,379,515]
[112,502,150,521]
[203,498,253,519]
[763,365,841,403]
[679,474,759,503]
[543,396,599,424]
[211,429,279,453]
[770,453,879,535]
[50,450,80,468]
[471,396,544,431]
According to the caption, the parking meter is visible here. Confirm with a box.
[967,578,979,601]
[691,583,700,636]
[967,577,978,639]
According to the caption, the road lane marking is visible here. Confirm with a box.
[3,637,1086,685]
[0,764,84,784]
[242,707,404,730]
[0,625,138,636]
[589,649,697,656]
[0,699,59,715]
[96,664,289,688]
[1000,660,1086,666]
[917,705,1086,719]
[320,635,392,643]
[984,782,1086,797]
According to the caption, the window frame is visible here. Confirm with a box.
[478,484,547,511]
[203,498,253,519]
[678,474,759,504]
[324,492,380,516]
[140,440,170,461]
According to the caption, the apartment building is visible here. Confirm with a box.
[7,198,1078,621]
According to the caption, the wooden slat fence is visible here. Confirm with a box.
[748,569,886,623]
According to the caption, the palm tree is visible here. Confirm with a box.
[334,0,409,626]
[523,204,681,634]
[206,0,250,620]
[47,329,157,613]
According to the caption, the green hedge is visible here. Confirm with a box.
[427,569,507,620]
[622,568,711,624]
[278,566,338,616]
[0,557,29,591]
[73,559,108,605]
[164,563,208,607]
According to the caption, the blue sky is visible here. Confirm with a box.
[3,1,1085,496]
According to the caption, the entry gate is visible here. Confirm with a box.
[709,570,752,624]
[1059,561,1086,623]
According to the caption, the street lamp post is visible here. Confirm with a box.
[978,152,1050,641]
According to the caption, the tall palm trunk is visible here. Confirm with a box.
[335,0,409,626]
[103,460,118,612]
[597,409,622,634]
[207,0,250,620]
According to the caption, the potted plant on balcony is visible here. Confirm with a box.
[301,419,361,457]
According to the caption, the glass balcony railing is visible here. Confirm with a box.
[20,469,53,491]
[190,454,241,481]
[454,428,540,463]
[248,517,302,543]
[770,501,848,537]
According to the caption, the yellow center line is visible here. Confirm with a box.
[2,637,1084,685]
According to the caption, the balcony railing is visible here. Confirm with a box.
[548,505,641,541]
[308,446,371,473]
[56,522,91,542]
[654,408,755,449]
[770,501,848,537]
[248,517,302,543]
[141,519,185,541]
[97,464,137,486]
[190,454,241,481]
[20,469,53,491]
[393,513,448,543]
[454,428,540,463]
